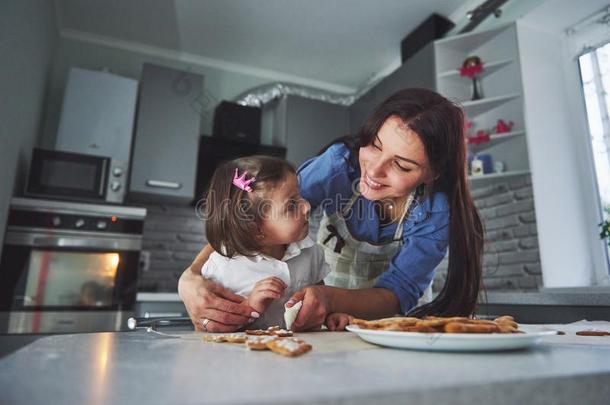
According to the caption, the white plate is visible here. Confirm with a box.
[346,324,557,352]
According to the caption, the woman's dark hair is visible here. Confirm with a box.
[204,155,295,258]
[328,88,484,317]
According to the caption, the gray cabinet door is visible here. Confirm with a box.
[278,95,349,168]
[129,64,203,203]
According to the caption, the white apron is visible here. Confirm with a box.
[318,191,433,308]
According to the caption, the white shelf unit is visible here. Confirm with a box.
[469,130,526,152]
[434,24,530,186]
[468,170,531,187]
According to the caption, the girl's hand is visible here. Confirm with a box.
[325,312,353,331]
[287,285,332,331]
[247,277,287,314]
[178,269,255,332]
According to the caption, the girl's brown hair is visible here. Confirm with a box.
[327,88,484,317]
[204,155,295,258]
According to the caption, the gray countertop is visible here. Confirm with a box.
[2,328,610,404]
[483,288,610,306]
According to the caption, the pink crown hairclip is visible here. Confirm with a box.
[232,168,256,192]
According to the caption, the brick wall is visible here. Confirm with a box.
[137,175,543,293]
[137,203,206,292]
[432,175,543,293]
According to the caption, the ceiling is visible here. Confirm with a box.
[55,0,472,92]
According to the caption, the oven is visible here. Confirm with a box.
[0,198,146,334]
[25,148,127,204]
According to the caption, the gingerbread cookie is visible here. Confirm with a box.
[245,335,278,350]
[576,330,610,336]
[203,333,247,343]
[266,338,312,357]
[224,334,247,343]
[245,326,293,337]
[352,315,523,334]
[203,334,228,343]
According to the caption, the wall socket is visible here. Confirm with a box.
[139,250,150,272]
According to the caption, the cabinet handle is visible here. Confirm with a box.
[146,180,182,189]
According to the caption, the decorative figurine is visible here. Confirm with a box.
[467,129,491,146]
[471,156,485,176]
[494,119,514,134]
[494,161,505,173]
[477,154,493,174]
[460,56,484,100]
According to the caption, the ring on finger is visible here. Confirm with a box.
[201,318,210,332]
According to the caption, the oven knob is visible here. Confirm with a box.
[75,218,85,228]
[112,167,123,177]
[52,216,61,227]
[96,221,107,230]
[110,181,121,192]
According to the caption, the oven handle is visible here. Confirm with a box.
[5,233,142,251]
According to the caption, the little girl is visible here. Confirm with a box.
[201,155,339,329]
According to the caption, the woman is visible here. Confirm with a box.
[178,88,484,332]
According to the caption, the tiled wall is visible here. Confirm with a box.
[433,175,542,293]
[138,175,542,294]
[137,203,206,292]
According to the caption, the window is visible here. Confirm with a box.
[578,43,610,260]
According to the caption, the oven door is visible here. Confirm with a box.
[0,229,140,333]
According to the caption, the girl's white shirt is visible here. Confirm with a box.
[201,236,330,328]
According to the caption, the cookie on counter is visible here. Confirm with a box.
[266,338,311,357]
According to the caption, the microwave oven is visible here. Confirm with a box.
[25,148,127,204]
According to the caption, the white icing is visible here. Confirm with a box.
[247,336,276,344]
[284,301,303,330]
[276,339,302,352]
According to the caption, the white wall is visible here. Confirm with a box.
[518,0,610,286]
[0,0,59,256]
[517,23,593,286]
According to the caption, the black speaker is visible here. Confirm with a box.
[194,136,286,202]
[401,13,455,63]
[212,101,262,144]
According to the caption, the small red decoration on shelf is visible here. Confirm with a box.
[464,120,474,135]
[494,119,514,134]
[460,56,484,79]
[467,130,491,146]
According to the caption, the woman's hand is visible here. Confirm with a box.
[286,285,332,331]
[247,277,287,314]
[325,312,353,331]
[178,268,255,332]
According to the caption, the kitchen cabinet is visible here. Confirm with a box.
[269,95,349,167]
[135,292,187,318]
[349,43,436,132]
[128,63,203,203]
[434,24,530,187]
[55,67,138,164]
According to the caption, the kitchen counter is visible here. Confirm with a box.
[484,288,610,306]
[479,290,610,323]
[2,326,610,404]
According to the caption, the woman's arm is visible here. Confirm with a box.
[178,244,255,332]
[287,286,400,331]
[327,286,400,318]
